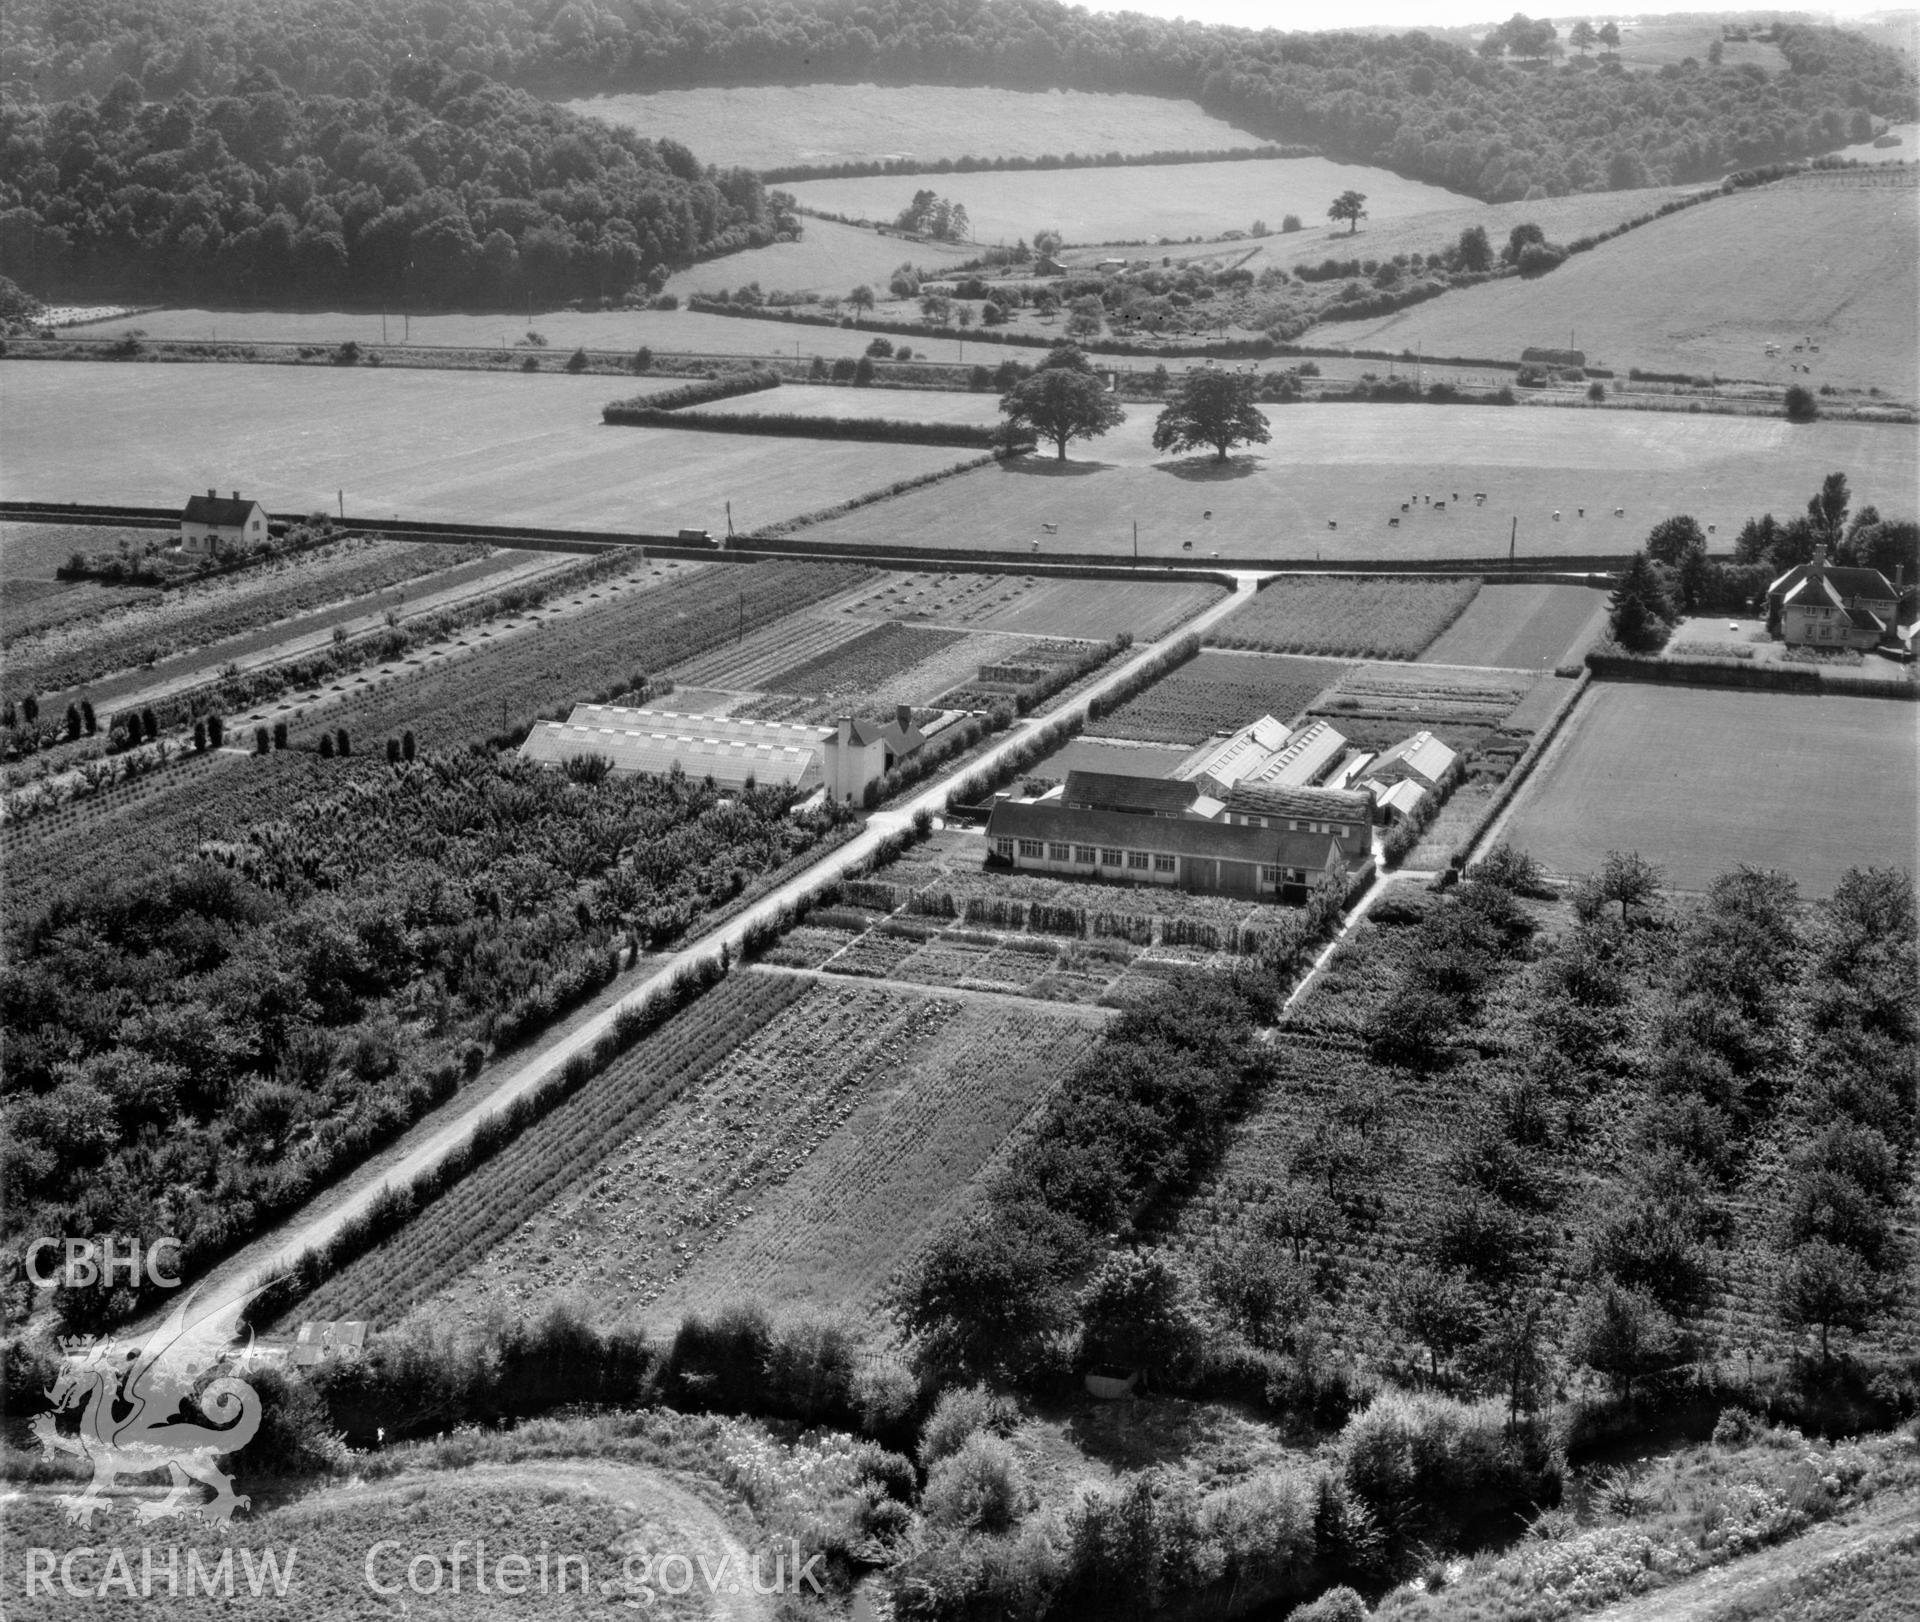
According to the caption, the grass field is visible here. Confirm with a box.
[1417,581,1609,668]
[1496,683,1920,893]
[566,84,1264,172]
[785,157,1472,246]
[669,216,971,298]
[1081,181,1706,281]
[1089,650,1352,744]
[1210,575,1480,660]
[1305,183,1920,397]
[683,383,1004,423]
[786,406,1920,562]
[75,304,1060,362]
[0,364,978,535]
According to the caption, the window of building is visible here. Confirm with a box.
[1101,848,1123,867]
[993,838,1014,858]
[1047,843,1071,861]
[1126,850,1150,870]
[1018,839,1043,858]
[1074,845,1098,864]
[1258,864,1280,884]
[1152,853,1177,873]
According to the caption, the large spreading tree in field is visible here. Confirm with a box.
[1151,368,1272,463]
[998,347,1126,461]
[1328,190,1369,234]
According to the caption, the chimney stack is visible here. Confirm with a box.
[207,487,216,498]
[231,490,240,501]
[1811,543,1829,571]
[896,704,912,732]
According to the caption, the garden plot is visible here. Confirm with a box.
[666,608,876,691]
[1418,581,1610,670]
[763,621,967,697]
[830,571,1224,640]
[1209,575,1480,661]
[644,990,1104,1328]
[0,523,158,641]
[1309,662,1540,751]
[1088,651,1352,745]
[400,977,1097,1334]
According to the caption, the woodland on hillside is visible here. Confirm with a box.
[0,62,794,304]
[0,1,1913,311]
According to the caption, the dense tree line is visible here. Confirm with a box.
[0,754,843,1327]
[0,59,792,305]
[4,2,1912,207]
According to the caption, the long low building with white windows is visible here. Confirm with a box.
[986,768,1372,903]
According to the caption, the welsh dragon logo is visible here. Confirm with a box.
[32,1287,262,1527]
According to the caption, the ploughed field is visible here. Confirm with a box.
[1494,683,1920,894]
[564,83,1265,172]
[0,365,978,537]
[780,406,1920,562]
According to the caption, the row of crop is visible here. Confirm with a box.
[250,958,788,1331]
[0,550,642,830]
[602,367,781,421]
[1211,577,1481,663]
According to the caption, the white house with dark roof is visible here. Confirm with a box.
[1767,546,1899,649]
[985,769,1367,903]
[180,490,267,555]
[822,707,925,804]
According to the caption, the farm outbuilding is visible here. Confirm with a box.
[180,489,267,555]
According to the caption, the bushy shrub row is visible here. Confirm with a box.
[602,367,780,421]
[628,408,1006,448]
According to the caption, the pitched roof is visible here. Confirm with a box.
[518,704,827,789]
[1846,605,1887,633]
[987,797,1346,870]
[1222,782,1372,824]
[1061,769,1197,817]
[1175,715,1292,787]
[182,494,261,526]
[1370,779,1428,818]
[1769,558,1897,604]
[1241,718,1348,788]
[1370,730,1457,785]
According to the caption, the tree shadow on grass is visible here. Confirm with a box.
[1155,454,1265,482]
[998,456,1114,477]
